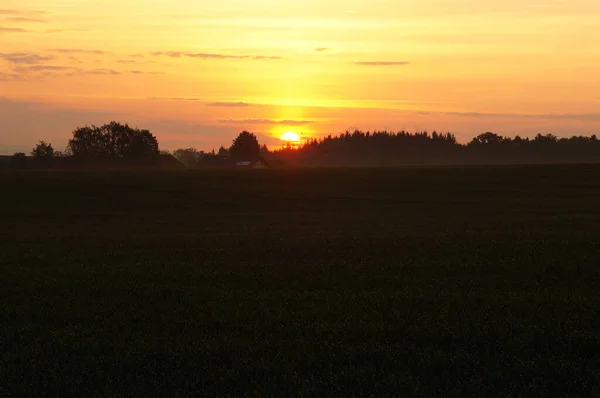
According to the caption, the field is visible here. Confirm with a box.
[2,165,600,396]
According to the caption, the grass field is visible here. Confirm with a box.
[2,165,600,396]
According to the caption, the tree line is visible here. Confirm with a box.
[5,124,600,169]
[7,122,160,170]
[5,124,265,169]
[275,131,600,166]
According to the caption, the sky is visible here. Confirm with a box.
[1,0,600,153]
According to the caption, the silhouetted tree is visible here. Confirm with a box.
[54,147,71,158]
[10,152,27,169]
[229,131,260,160]
[218,146,229,157]
[31,141,54,159]
[68,122,159,160]
[469,132,504,146]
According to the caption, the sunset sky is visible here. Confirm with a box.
[1,0,599,153]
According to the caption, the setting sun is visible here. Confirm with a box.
[281,132,300,142]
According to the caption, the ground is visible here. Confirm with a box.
[2,165,600,396]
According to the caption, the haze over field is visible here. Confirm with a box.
[1,0,600,153]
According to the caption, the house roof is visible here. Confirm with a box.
[158,154,188,170]
[198,156,271,168]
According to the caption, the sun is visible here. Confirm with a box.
[281,132,300,142]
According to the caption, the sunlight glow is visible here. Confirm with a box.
[281,132,301,142]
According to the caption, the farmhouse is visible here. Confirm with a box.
[199,156,271,169]
[158,154,188,170]
[235,158,271,169]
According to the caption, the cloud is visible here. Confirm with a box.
[0,9,48,15]
[45,28,87,33]
[6,17,47,22]
[8,64,159,78]
[0,52,54,64]
[128,70,163,75]
[219,119,313,126]
[314,48,331,52]
[0,26,30,32]
[86,68,121,75]
[207,102,252,107]
[354,61,411,66]
[149,98,256,105]
[0,72,20,81]
[152,51,282,60]
[442,111,600,122]
[14,65,72,73]
[538,114,600,122]
[148,97,201,101]
[50,49,107,55]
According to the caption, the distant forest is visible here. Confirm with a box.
[2,123,600,170]
[274,131,600,167]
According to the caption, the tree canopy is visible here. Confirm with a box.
[229,131,260,160]
[31,141,55,159]
[68,122,159,159]
[10,152,27,169]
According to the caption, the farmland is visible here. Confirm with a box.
[2,165,600,396]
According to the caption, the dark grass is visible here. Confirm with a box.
[2,165,600,396]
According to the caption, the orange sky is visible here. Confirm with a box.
[1,0,600,153]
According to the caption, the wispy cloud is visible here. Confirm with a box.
[45,28,87,33]
[442,111,600,122]
[0,52,54,64]
[0,9,48,15]
[207,102,252,107]
[14,65,72,73]
[0,72,20,81]
[50,49,107,55]
[148,97,203,101]
[86,68,121,75]
[219,119,313,126]
[6,17,47,23]
[152,51,282,60]
[117,59,158,66]
[129,70,162,75]
[354,61,411,66]
[314,47,331,52]
[0,26,30,32]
